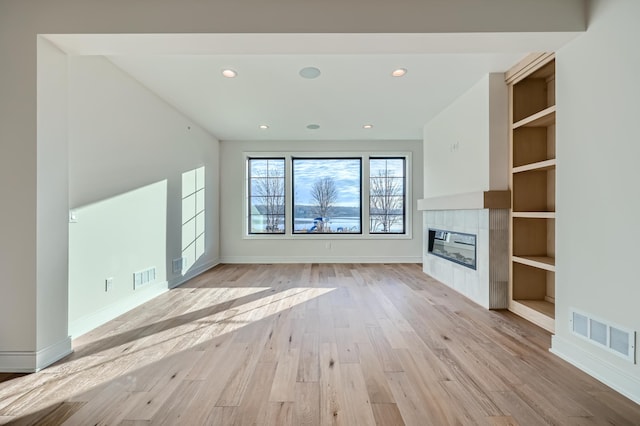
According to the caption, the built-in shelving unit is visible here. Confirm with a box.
[506,53,556,333]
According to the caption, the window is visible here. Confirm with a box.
[369,158,405,234]
[245,152,410,238]
[292,158,361,233]
[248,158,285,234]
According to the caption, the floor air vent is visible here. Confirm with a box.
[570,308,636,363]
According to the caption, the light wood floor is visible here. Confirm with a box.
[1,263,639,425]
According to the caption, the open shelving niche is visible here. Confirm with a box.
[506,53,556,333]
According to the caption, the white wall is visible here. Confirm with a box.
[220,140,423,263]
[424,73,508,198]
[35,38,73,368]
[552,0,640,403]
[67,56,220,338]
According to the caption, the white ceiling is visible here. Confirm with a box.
[47,33,581,141]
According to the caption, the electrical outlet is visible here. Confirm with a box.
[105,277,114,292]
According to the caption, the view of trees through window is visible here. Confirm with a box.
[248,158,285,233]
[293,158,361,233]
[247,156,406,235]
[369,158,405,233]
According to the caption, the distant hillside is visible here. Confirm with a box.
[294,205,360,218]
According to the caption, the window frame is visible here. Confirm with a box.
[247,157,287,235]
[369,156,406,235]
[292,157,363,235]
[243,151,412,240]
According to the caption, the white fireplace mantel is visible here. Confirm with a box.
[417,190,510,211]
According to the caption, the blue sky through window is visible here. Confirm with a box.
[293,158,361,233]
[293,158,361,206]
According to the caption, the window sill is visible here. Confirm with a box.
[243,232,413,241]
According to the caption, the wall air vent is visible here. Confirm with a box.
[133,266,156,290]
[570,308,636,363]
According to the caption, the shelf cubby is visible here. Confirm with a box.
[511,261,555,332]
[512,169,555,213]
[512,217,555,259]
[512,60,555,123]
[513,121,555,168]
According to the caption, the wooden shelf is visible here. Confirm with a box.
[510,299,555,333]
[512,212,556,219]
[417,190,510,211]
[513,159,556,174]
[513,255,555,272]
[513,105,556,129]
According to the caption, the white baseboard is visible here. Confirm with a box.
[0,336,72,373]
[219,256,422,264]
[69,280,169,339]
[167,259,219,289]
[551,334,640,404]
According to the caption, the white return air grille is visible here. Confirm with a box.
[133,266,156,290]
[570,308,636,363]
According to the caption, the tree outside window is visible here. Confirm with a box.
[248,158,285,233]
[293,158,361,233]
[369,158,405,233]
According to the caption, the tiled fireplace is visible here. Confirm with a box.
[419,194,509,310]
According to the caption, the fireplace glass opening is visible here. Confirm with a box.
[428,229,476,270]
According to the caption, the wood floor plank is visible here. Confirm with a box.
[441,379,503,422]
[356,342,396,404]
[371,402,406,426]
[392,348,460,425]
[148,379,206,425]
[334,327,360,364]
[201,406,237,426]
[117,351,203,421]
[489,390,551,425]
[297,333,320,383]
[62,381,139,425]
[488,415,520,425]
[294,381,320,426]
[338,363,377,426]
[318,342,345,425]
[260,401,295,426]
[384,371,435,426]
[1,401,85,426]
[376,317,411,349]
[1,264,639,425]
[215,341,267,407]
[233,362,278,426]
[269,348,300,402]
[365,326,404,372]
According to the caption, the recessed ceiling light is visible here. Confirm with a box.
[300,67,321,79]
[222,69,237,78]
[391,68,407,77]
[259,124,269,129]
[306,124,320,130]
[363,124,374,129]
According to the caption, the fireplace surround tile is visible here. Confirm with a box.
[423,208,508,309]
